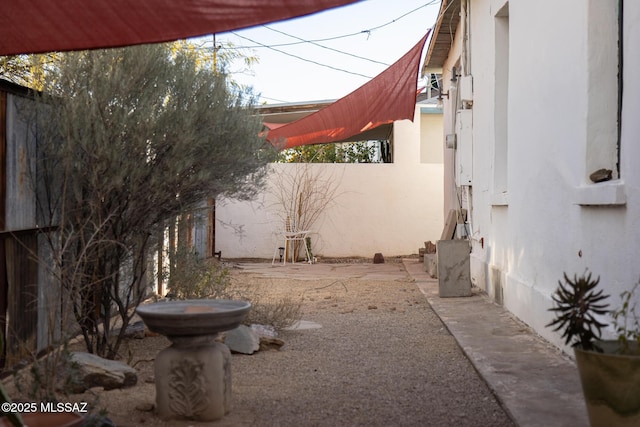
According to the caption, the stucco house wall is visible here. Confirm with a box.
[435,0,639,351]
[216,104,444,259]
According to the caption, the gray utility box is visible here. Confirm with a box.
[436,239,472,297]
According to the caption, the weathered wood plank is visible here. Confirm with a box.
[5,94,37,231]
[0,91,6,231]
[1,90,7,367]
[440,209,458,240]
[5,232,38,366]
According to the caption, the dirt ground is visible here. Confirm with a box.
[4,263,514,426]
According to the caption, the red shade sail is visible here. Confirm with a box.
[265,30,430,150]
[0,0,360,56]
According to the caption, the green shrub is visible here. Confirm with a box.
[167,251,302,331]
[166,248,233,300]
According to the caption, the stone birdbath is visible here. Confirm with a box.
[136,299,251,421]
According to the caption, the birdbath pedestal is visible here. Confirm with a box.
[136,299,251,422]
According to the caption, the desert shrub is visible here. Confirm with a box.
[167,254,302,330]
[166,248,234,300]
[11,344,80,403]
[244,293,303,331]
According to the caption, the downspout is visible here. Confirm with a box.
[460,0,470,77]
[616,0,623,177]
[458,0,473,239]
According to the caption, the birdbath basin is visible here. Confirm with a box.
[135,299,251,422]
[136,299,251,339]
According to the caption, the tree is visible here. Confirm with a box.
[0,53,59,90]
[31,43,276,358]
[277,141,380,163]
[269,164,342,261]
[1,38,255,90]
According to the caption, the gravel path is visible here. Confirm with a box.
[66,266,516,426]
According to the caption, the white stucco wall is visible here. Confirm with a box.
[453,0,640,350]
[216,105,444,259]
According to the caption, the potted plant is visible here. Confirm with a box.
[547,272,640,427]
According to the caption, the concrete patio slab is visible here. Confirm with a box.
[403,259,589,427]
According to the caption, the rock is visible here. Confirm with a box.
[589,168,612,183]
[283,320,322,330]
[124,320,146,339]
[69,352,137,393]
[251,324,278,338]
[110,320,145,339]
[135,402,155,412]
[259,337,285,351]
[424,240,437,254]
[224,324,260,354]
[373,253,384,264]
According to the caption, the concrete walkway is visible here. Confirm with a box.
[236,259,589,426]
[402,259,589,427]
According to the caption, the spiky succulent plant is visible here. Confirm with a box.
[547,272,610,352]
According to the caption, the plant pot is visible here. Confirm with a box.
[574,340,640,427]
[0,412,83,427]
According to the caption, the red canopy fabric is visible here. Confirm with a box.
[265,30,430,150]
[0,0,359,56]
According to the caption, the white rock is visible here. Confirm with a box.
[250,324,278,338]
[224,325,260,354]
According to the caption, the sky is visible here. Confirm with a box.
[200,0,441,105]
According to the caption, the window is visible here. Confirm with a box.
[585,0,620,181]
[492,2,509,204]
[574,0,625,206]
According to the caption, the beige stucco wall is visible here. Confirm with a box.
[215,104,444,259]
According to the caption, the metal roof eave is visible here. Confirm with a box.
[421,0,461,77]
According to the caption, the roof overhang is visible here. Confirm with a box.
[0,78,34,98]
[257,100,335,124]
[257,101,393,144]
[421,0,461,76]
[263,31,430,149]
